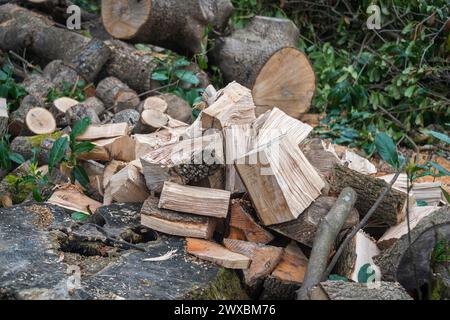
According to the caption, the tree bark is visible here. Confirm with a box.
[96,77,140,113]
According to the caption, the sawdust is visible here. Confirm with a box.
[26,204,54,229]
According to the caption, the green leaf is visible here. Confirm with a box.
[48,137,69,172]
[328,274,348,282]
[73,141,95,154]
[442,188,450,204]
[173,58,191,68]
[422,129,450,145]
[0,141,11,170]
[71,211,89,222]
[375,132,400,169]
[357,263,376,283]
[8,152,25,165]
[404,85,416,98]
[72,165,90,189]
[174,70,199,85]
[151,71,169,82]
[416,200,428,207]
[428,161,450,176]
[70,117,92,140]
[32,187,43,202]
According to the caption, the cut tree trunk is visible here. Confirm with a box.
[50,97,79,127]
[331,165,408,226]
[21,74,54,98]
[0,98,8,136]
[159,182,231,218]
[9,95,45,136]
[235,136,325,226]
[96,77,140,113]
[101,0,234,54]
[186,238,251,269]
[111,109,141,134]
[25,107,56,135]
[297,187,357,300]
[270,196,359,247]
[223,239,284,287]
[141,196,217,240]
[140,109,169,133]
[43,60,81,90]
[229,199,274,244]
[109,163,150,203]
[0,4,110,82]
[65,101,101,126]
[141,97,168,113]
[158,93,193,124]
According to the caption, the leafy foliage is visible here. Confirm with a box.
[72,0,100,14]
[0,64,27,111]
[0,134,25,172]
[47,80,88,102]
[432,240,450,263]
[374,132,402,169]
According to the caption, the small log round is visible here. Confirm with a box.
[140,109,169,132]
[142,97,168,113]
[96,77,140,112]
[25,107,57,135]
[50,97,79,126]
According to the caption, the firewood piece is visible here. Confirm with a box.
[142,97,168,113]
[10,135,54,165]
[301,138,341,181]
[223,239,284,286]
[76,123,129,141]
[26,107,56,135]
[43,60,80,90]
[103,40,157,94]
[80,135,135,162]
[133,129,182,159]
[141,133,224,193]
[374,206,450,290]
[186,238,251,269]
[140,109,169,132]
[21,74,54,98]
[257,107,313,146]
[235,136,325,226]
[0,4,110,82]
[261,242,308,300]
[159,182,231,218]
[101,0,233,54]
[342,150,377,175]
[270,196,359,247]
[65,100,101,126]
[297,187,357,300]
[227,227,247,241]
[159,93,192,124]
[141,196,216,239]
[0,98,8,136]
[377,206,439,249]
[309,281,412,300]
[111,109,141,133]
[229,199,274,244]
[102,160,127,190]
[109,164,150,203]
[96,77,140,113]
[331,165,408,226]
[200,82,256,130]
[50,97,79,126]
[253,48,316,118]
[335,230,381,283]
[82,160,105,195]
[47,185,102,214]
[9,95,46,136]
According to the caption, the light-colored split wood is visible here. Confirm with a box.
[142,96,168,113]
[47,185,102,214]
[76,123,129,141]
[26,107,56,135]
[109,164,150,203]
[140,109,169,131]
[0,98,8,135]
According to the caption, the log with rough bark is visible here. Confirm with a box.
[140,109,169,133]
[47,184,102,214]
[301,138,341,183]
[223,239,284,286]
[309,280,412,300]
[101,0,234,54]
[0,98,8,136]
[200,82,256,130]
[10,135,55,165]
[0,4,110,82]
[374,206,450,291]
[297,187,357,300]
[335,230,381,283]
[65,100,101,126]
[235,136,325,225]
[261,242,308,300]
[43,60,80,90]
[50,97,79,127]
[109,163,150,203]
[112,109,141,134]
[26,107,56,135]
[141,132,224,193]
[21,74,54,98]
[270,196,359,247]
[82,160,105,195]
[76,123,129,141]
[229,199,274,244]
[186,238,251,269]
[141,97,168,113]
[141,196,217,239]
[159,182,231,218]
[96,77,140,113]
[23,0,97,23]
[331,165,408,226]
[9,95,46,136]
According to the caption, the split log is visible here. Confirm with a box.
[140,109,169,133]
[200,82,256,130]
[133,129,183,159]
[235,136,325,225]
[82,160,105,195]
[331,165,408,226]
[297,187,357,300]
[65,100,101,126]
[223,239,284,286]
[159,182,231,218]
[159,93,192,124]
[0,4,110,82]
[186,238,251,269]
[101,0,233,54]
[26,107,56,135]
[102,160,127,191]
[141,132,224,193]
[342,150,377,175]
[96,77,140,113]
[0,98,8,136]
[76,123,129,141]
[47,184,102,214]
[50,97,79,127]
[141,196,216,239]
[229,199,274,244]
[261,242,308,300]
[309,280,412,300]
[81,135,136,162]
[335,230,381,283]
[374,206,450,290]
[111,109,141,133]
[109,164,150,203]
[270,196,359,247]
[9,95,46,136]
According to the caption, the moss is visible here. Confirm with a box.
[189,268,249,300]
[27,132,63,148]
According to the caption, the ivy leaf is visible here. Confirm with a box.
[427,161,450,176]
[70,117,92,141]
[174,70,199,85]
[442,188,450,204]
[151,71,169,82]
[173,58,191,68]
[416,200,428,207]
[72,165,90,189]
[328,274,349,282]
[422,129,450,145]
[375,132,400,169]
[48,137,69,172]
[73,141,96,154]
[32,187,43,202]
[71,211,89,222]
[8,152,25,165]
[0,141,11,170]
